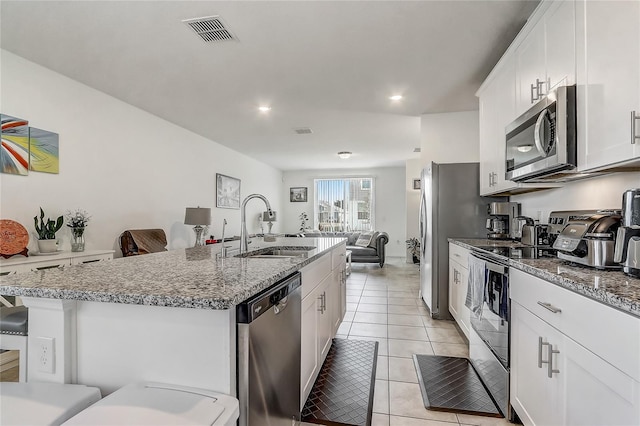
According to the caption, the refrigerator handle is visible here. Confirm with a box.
[419,190,427,257]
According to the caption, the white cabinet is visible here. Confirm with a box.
[510,269,640,426]
[0,250,114,275]
[576,0,640,171]
[515,1,576,116]
[300,243,346,408]
[447,243,471,339]
[478,55,559,196]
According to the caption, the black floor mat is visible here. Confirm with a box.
[413,354,502,417]
[302,338,378,426]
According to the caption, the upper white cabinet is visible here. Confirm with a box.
[576,0,640,171]
[478,54,558,196]
[515,1,576,117]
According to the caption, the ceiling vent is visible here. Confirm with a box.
[183,16,237,43]
[413,147,421,153]
[294,128,313,135]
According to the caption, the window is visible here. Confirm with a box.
[314,177,374,232]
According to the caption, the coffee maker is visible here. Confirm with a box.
[614,188,640,277]
[486,202,520,240]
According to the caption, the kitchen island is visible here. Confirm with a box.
[0,237,347,396]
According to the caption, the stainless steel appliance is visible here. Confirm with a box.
[552,210,623,269]
[505,85,577,182]
[521,224,552,247]
[614,188,640,277]
[511,216,534,241]
[468,251,514,420]
[419,162,504,320]
[485,202,520,240]
[237,272,301,426]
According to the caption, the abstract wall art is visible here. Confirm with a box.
[29,127,59,174]
[216,173,241,209]
[1,114,30,176]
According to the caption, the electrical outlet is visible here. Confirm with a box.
[37,336,55,374]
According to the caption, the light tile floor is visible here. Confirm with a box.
[335,257,512,426]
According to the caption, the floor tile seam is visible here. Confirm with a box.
[387,415,462,426]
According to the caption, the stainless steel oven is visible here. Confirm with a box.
[468,251,514,421]
[505,85,576,182]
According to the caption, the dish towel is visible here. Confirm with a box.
[465,254,486,316]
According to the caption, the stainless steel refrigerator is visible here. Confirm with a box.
[419,162,502,320]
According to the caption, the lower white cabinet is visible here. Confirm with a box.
[448,243,471,338]
[300,244,346,408]
[511,271,640,426]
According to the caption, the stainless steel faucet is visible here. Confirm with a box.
[240,194,273,255]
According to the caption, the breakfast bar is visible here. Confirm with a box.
[0,237,347,396]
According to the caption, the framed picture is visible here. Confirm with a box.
[216,173,241,209]
[290,187,308,203]
[413,178,421,190]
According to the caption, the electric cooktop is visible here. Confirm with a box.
[474,246,557,260]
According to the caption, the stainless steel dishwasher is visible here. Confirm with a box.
[237,272,301,426]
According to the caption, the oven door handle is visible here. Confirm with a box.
[470,252,508,275]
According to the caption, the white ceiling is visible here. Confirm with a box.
[0,0,539,171]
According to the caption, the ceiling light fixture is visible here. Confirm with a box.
[338,151,352,159]
[258,106,271,112]
[389,95,403,101]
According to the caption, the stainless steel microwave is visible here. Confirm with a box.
[505,85,576,182]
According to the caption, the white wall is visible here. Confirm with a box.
[512,172,640,222]
[282,167,406,257]
[405,158,422,261]
[0,51,283,256]
[420,110,480,164]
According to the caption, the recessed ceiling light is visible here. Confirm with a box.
[389,95,403,101]
[258,106,271,112]
[338,151,352,159]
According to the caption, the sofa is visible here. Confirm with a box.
[299,231,389,267]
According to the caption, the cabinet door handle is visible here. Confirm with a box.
[536,78,546,98]
[547,344,560,378]
[632,111,640,145]
[537,301,562,314]
[538,337,550,368]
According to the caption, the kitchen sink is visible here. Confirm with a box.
[236,246,315,259]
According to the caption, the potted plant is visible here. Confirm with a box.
[406,237,420,264]
[34,207,63,253]
[66,209,91,252]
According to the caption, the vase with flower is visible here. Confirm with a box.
[66,209,91,252]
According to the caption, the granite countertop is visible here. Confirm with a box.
[0,237,345,310]
[450,238,640,319]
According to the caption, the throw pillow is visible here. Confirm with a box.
[355,232,374,247]
[367,231,380,248]
[347,233,360,246]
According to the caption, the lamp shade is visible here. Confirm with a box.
[184,207,211,226]
[262,211,277,222]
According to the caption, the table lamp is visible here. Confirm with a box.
[184,207,211,247]
[262,211,277,234]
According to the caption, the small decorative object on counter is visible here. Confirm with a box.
[66,209,91,252]
[299,212,309,232]
[406,237,420,264]
[0,219,29,258]
[34,207,63,253]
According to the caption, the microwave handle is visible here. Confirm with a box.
[534,109,550,158]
